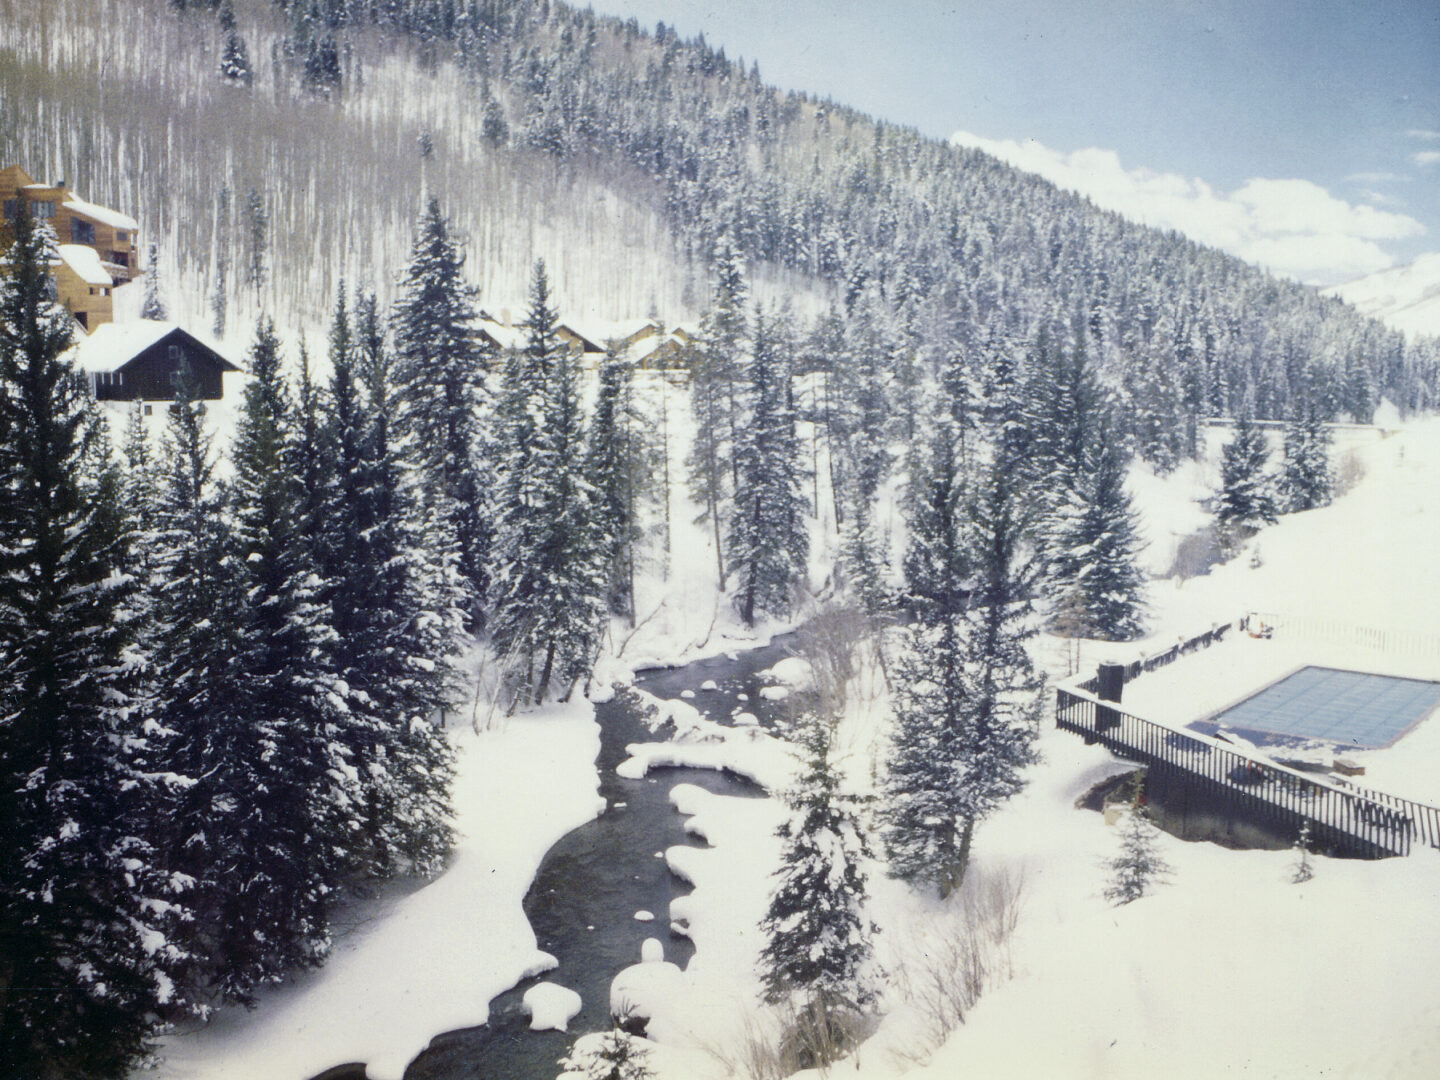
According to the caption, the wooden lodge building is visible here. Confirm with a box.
[66,321,240,402]
[2,164,140,331]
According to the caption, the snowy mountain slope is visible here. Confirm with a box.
[1324,253,1440,339]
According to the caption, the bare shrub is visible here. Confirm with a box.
[705,993,873,1080]
[890,866,1026,1065]
[1334,449,1366,497]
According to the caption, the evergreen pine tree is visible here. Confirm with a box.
[1278,374,1333,513]
[759,713,877,1061]
[586,342,650,623]
[392,197,490,619]
[1045,440,1147,641]
[141,240,167,320]
[883,450,1041,896]
[212,317,357,996]
[1291,819,1314,884]
[326,288,458,876]
[901,411,970,621]
[218,0,254,85]
[1105,771,1173,905]
[557,1024,655,1080]
[245,188,268,303]
[148,360,241,1005]
[0,204,188,1076]
[730,306,809,625]
[686,238,749,589]
[491,261,605,705]
[1214,410,1277,539]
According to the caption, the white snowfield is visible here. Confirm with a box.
[149,702,603,1080]
[142,412,1440,1080]
[1325,253,1440,339]
[617,414,1440,1080]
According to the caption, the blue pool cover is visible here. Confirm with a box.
[1199,666,1440,750]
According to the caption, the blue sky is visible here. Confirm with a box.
[588,0,1440,286]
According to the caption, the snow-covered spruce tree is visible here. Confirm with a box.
[323,287,458,877]
[1214,409,1277,542]
[760,713,878,1066]
[392,197,490,619]
[687,238,750,589]
[1105,771,1173,905]
[218,0,253,85]
[0,206,188,1076]
[902,410,970,622]
[883,452,1041,896]
[730,306,809,626]
[147,360,244,1005]
[141,240,167,320]
[586,342,650,623]
[212,316,357,996]
[1278,377,1333,514]
[557,1024,655,1080]
[1022,326,1102,520]
[830,286,893,514]
[491,260,605,706]
[1045,439,1147,641]
[1291,819,1315,884]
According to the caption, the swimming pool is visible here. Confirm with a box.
[1195,666,1440,750]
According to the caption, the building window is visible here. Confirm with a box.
[169,370,183,388]
[32,200,55,219]
[71,219,95,244]
[2,199,17,221]
[116,231,128,244]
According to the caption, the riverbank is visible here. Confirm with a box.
[149,701,603,1080]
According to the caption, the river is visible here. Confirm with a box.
[390,635,797,1080]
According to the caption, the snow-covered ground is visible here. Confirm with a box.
[142,407,1440,1080]
[150,701,604,1080]
[607,412,1440,1080]
[1325,253,1440,339]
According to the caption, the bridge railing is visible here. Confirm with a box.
[1056,684,1440,858]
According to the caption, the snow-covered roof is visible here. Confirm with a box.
[477,320,525,351]
[63,197,139,232]
[576,318,660,347]
[57,244,112,286]
[65,320,239,375]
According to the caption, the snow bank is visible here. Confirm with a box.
[152,701,604,1080]
[524,981,583,1032]
[616,688,798,791]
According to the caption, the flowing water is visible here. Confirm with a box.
[385,635,798,1080]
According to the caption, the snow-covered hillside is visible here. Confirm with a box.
[1325,253,1440,340]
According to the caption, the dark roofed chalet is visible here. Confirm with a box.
[67,320,241,401]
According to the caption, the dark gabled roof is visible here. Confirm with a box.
[67,321,242,375]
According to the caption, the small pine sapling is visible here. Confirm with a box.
[1105,771,1173,905]
[557,1022,654,1080]
[1291,819,1314,884]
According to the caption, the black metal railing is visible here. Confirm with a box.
[1056,685,1440,858]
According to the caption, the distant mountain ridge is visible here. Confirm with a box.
[1324,254,1440,340]
[1,0,1437,435]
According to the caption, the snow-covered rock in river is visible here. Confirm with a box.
[758,685,789,701]
[760,656,813,688]
[611,940,684,1026]
[523,982,582,1032]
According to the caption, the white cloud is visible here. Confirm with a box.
[1412,150,1440,167]
[949,131,1426,285]
[1347,170,1408,183]
[1404,129,1440,140]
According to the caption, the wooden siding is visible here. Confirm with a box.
[53,260,113,331]
[94,333,233,401]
